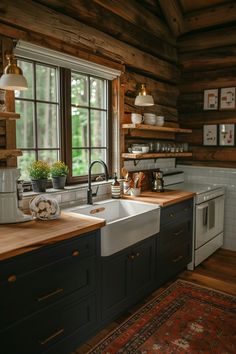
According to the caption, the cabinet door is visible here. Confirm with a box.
[129,237,155,302]
[101,236,156,322]
[101,252,130,321]
[1,292,97,354]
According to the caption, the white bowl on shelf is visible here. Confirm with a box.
[156,116,164,126]
[131,113,143,124]
[143,113,156,125]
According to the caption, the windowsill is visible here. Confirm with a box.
[21,179,118,211]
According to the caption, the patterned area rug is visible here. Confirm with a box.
[89,280,236,354]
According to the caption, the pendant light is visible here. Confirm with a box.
[0,53,28,91]
[134,84,154,106]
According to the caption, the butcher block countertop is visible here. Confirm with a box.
[123,189,195,207]
[0,212,105,261]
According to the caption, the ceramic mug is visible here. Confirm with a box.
[131,113,143,124]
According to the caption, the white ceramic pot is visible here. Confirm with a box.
[143,113,156,125]
[156,116,164,126]
[131,113,143,124]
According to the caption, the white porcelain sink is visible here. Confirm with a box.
[67,199,160,256]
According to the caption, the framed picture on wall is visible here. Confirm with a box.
[219,124,235,146]
[203,89,218,110]
[220,87,236,110]
[203,124,218,146]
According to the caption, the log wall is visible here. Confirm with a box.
[0,0,180,171]
[177,24,236,168]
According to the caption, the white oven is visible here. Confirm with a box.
[164,171,225,270]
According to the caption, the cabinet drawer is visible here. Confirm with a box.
[0,256,97,330]
[0,231,98,280]
[1,292,97,354]
[161,199,193,227]
[160,220,192,247]
[159,241,191,283]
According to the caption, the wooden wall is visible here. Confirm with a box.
[177,24,236,168]
[0,0,180,171]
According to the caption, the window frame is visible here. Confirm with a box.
[15,58,61,174]
[62,68,112,184]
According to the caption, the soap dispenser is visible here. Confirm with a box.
[111,172,121,199]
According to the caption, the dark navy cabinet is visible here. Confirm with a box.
[101,235,156,323]
[0,230,100,354]
[156,199,193,285]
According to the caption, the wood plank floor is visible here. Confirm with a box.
[72,248,236,354]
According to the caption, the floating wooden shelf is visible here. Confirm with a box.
[0,149,22,159]
[122,152,193,159]
[0,112,21,120]
[122,124,192,133]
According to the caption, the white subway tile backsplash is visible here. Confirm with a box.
[178,164,236,251]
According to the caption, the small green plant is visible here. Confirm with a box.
[51,161,69,177]
[28,160,50,180]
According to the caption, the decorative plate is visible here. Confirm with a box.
[29,195,60,220]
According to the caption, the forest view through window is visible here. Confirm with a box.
[15,58,110,182]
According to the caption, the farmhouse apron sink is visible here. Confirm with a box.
[66,199,160,256]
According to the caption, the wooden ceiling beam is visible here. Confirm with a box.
[35,0,177,63]
[159,0,186,37]
[185,2,236,32]
[93,0,175,45]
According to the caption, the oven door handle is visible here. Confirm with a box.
[203,205,208,226]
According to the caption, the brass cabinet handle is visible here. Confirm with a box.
[169,212,176,218]
[128,254,135,260]
[172,255,184,263]
[8,275,17,283]
[39,328,64,346]
[37,288,64,302]
[72,250,80,257]
[173,229,184,237]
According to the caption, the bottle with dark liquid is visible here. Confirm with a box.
[111,172,121,198]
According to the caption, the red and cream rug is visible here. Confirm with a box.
[89,280,236,353]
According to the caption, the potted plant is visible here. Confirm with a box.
[28,160,50,193]
[51,161,69,189]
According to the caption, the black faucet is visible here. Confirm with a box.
[87,160,109,204]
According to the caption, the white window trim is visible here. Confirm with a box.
[15,40,121,80]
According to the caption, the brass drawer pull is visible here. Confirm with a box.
[169,212,176,218]
[136,252,142,257]
[72,250,80,257]
[173,229,184,237]
[172,255,184,263]
[37,288,64,302]
[39,328,64,346]
[8,275,17,283]
[128,254,135,260]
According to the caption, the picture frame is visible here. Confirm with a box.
[203,89,218,110]
[203,124,218,146]
[219,124,235,146]
[220,87,236,110]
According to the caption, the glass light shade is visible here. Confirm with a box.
[0,73,28,91]
[134,94,154,106]
[0,53,28,91]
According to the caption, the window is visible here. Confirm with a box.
[15,58,110,182]
[70,72,109,178]
[16,59,60,180]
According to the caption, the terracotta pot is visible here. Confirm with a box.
[31,179,47,193]
[52,176,67,189]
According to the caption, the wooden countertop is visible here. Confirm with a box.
[0,212,105,261]
[123,189,195,207]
